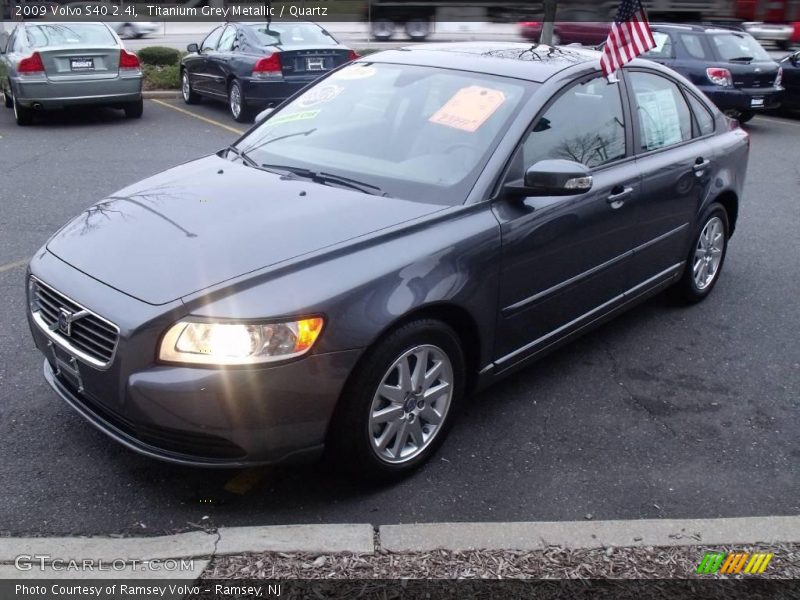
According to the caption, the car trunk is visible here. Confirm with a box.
[37,45,120,80]
[277,48,352,79]
[727,60,780,89]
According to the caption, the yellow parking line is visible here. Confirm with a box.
[753,115,800,127]
[150,99,245,135]
[0,258,29,274]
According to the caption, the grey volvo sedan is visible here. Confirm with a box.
[1,22,143,125]
[26,43,750,479]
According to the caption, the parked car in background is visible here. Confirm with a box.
[519,9,611,46]
[112,22,159,40]
[742,21,794,50]
[27,43,749,478]
[779,49,800,109]
[181,21,358,122]
[0,22,142,126]
[645,23,783,122]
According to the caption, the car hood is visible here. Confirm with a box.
[47,155,445,305]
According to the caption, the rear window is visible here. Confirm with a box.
[26,23,116,48]
[711,32,771,61]
[247,23,336,47]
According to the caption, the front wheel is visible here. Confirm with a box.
[181,71,201,104]
[328,319,465,480]
[674,204,729,303]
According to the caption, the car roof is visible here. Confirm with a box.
[368,42,602,83]
[651,22,746,34]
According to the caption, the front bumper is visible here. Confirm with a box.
[700,85,783,113]
[14,73,142,110]
[28,256,361,467]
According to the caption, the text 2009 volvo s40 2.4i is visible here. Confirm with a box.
[27,43,750,479]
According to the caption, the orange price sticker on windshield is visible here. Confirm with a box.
[429,86,506,132]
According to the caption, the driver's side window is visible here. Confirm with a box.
[520,75,626,174]
[201,27,223,53]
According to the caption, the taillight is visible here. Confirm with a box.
[521,21,541,27]
[775,67,783,87]
[706,67,732,87]
[18,52,45,74]
[253,53,282,79]
[347,50,360,61]
[119,49,140,70]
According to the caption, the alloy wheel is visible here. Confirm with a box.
[229,84,242,119]
[693,216,724,291]
[182,73,191,102]
[368,344,453,464]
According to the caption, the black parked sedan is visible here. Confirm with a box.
[180,21,357,122]
[27,43,749,479]
[779,50,800,110]
[645,24,782,122]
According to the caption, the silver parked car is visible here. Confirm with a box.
[0,22,143,126]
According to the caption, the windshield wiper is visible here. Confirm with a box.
[728,56,754,62]
[225,145,258,168]
[260,164,387,196]
[244,128,317,154]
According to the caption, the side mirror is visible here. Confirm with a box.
[255,107,274,122]
[187,43,199,53]
[505,159,593,198]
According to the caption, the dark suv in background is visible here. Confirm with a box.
[645,24,783,122]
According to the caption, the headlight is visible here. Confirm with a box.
[158,317,324,365]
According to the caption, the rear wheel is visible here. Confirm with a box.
[674,204,729,303]
[405,19,430,41]
[328,319,465,480]
[12,92,33,126]
[181,71,201,104]
[124,98,143,119]
[228,80,250,123]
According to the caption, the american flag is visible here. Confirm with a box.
[600,0,657,80]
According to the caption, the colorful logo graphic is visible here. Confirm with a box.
[696,552,773,575]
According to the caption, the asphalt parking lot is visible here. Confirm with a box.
[0,99,798,537]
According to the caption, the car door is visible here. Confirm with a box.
[206,25,237,97]
[781,51,800,108]
[491,74,642,368]
[188,25,223,95]
[623,69,717,286]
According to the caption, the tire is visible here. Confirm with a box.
[327,319,466,481]
[674,203,730,304]
[776,40,790,51]
[370,19,395,41]
[228,80,250,123]
[120,23,135,39]
[2,85,12,109]
[404,19,430,41]
[12,92,33,126]
[181,71,201,104]
[123,98,143,119]
[738,110,755,124]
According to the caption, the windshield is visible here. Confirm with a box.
[237,62,531,204]
[247,22,336,46]
[26,23,116,48]
[711,33,772,61]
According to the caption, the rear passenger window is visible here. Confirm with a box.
[522,76,626,170]
[681,34,708,59]
[685,91,715,137]
[629,72,692,152]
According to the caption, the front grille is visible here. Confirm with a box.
[31,278,119,367]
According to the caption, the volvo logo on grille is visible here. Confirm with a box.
[50,307,89,337]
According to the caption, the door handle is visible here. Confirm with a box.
[693,158,711,173]
[607,186,633,209]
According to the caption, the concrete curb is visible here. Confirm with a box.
[143,91,181,99]
[0,524,374,564]
[1,517,798,566]
[379,516,800,552]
